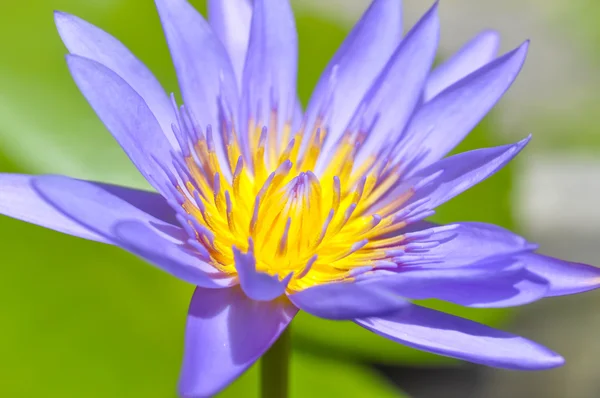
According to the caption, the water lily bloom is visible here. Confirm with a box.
[2,0,600,396]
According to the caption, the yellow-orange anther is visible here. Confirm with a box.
[177,117,411,292]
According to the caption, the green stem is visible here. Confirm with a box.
[260,326,291,398]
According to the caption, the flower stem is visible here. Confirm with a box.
[260,326,291,398]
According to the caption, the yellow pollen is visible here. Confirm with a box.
[177,115,412,292]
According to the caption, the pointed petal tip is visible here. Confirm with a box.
[281,271,294,284]
[426,1,440,19]
[519,134,533,147]
[481,40,528,81]
[408,0,439,30]
[478,29,501,39]
[54,10,71,35]
[414,2,440,48]
[356,305,566,371]
[154,0,185,15]
[473,29,501,50]
[505,344,565,370]
[495,136,530,164]
[518,39,530,53]
[373,0,403,9]
[427,0,441,19]
[538,352,565,370]
[511,40,530,61]
[54,10,79,35]
[506,135,531,157]
[53,9,75,22]
[53,9,66,19]
[524,253,600,296]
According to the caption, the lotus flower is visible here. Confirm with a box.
[1,0,599,396]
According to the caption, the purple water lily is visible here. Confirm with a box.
[1,0,599,396]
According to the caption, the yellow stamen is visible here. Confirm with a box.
[175,115,414,292]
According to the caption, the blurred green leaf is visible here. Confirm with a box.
[0,216,192,396]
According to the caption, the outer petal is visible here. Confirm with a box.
[155,0,238,177]
[399,42,529,174]
[366,263,548,308]
[402,271,549,308]
[233,245,292,301]
[114,220,234,288]
[424,30,500,101]
[355,304,564,370]
[522,253,600,296]
[208,0,252,88]
[179,286,298,397]
[413,137,530,210]
[304,0,402,154]
[31,175,176,242]
[0,174,175,244]
[66,55,173,194]
[240,0,297,155]
[55,11,177,148]
[344,2,440,170]
[379,137,530,218]
[398,221,535,267]
[288,278,410,320]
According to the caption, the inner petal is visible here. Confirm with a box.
[163,102,414,292]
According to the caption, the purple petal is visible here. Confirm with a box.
[292,97,304,132]
[114,220,234,288]
[424,30,500,101]
[522,253,600,296]
[387,137,530,217]
[398,221,535,267]
[233,245,291,301]
[344,2,440,169]
[54,11,178,148]
[399,42,529,174]
[304,0,402,154]
[155,0,238,176]
[355,304,564,370]
[96,182,178,225]
[31,175,176,242]
[0,174,175,244]
[240,0,297,152]
[367,262,548,308]
[288,278,409,320]
[66,55,173,194]
[208,0,252,88]
[178,287,297,397]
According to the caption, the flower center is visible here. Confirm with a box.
[170,108,413,291]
